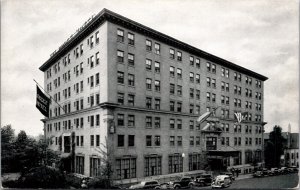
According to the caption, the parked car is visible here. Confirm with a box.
[270,168,279,175]
[194,174,213,186]
[262,168,271,176]
[169,176,195,189]
[288,166,299,173]
[159,183,171,189]
[279,167,289,174]
[211,175,231,189]
[253,170,263,178]
[129,180,160,189]
[220,172,235,182]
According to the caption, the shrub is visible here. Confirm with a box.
[17,165,66,188]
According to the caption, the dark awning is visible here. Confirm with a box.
[207,150,240,157]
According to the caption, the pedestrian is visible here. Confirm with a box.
[236,169,239,177]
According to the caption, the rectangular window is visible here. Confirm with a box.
[146,59,152,70]
[117,50,124,62]
[177,102,182,112]
[190,88,194,98]
[146,78,152,90]
[117,29,124,42]
[190,104,194,114]
[117,135,124,147]
[144,156,162,177]
[128,115,135,127]
[170,119,175,129]
[177,85,182,96]
[128,135,135,146]
[170,136,175,146]
[117,114,124,126]
[155,98,160,110]
[90,135,94,146]
[155,117,160,128]
[207,62,211,71]
[170,48,175,59]
[155,43,160,54]
[190,72,194,82]
[90,157,101,177]
[207,77,211,87]
[196,58,200,68]
[146,39,152,51]
[128,53,134,66]
[146,116,152,128]
[117,93,124,105]
[128,94,135,106]
[177,136,182,146]
[154,136,161,146]
[196,74,200,83]
[170,83,175,94]
[75,156,85,174]
[190,120,194,130]
[155,80,160,91]
[190,136,194,146]
[190,56,194,66]
[117,71,124,84]
[115,158,136,179]
[177,68,182,78]
[177,51,182,61]
[177,119,182,129]
[170,101,175,111]
[146,97,152,109]
[128,33,134,45]
[154,62,160,73]
[146,135,152,147]
[128,74,135,86]
[170,66,175,77]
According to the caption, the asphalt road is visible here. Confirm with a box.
[196,173,299,189]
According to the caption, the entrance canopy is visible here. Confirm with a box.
[207,150,240,157]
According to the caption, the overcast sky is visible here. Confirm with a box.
[1,0,299,136]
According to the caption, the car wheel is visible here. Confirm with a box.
[189,183,194,189]
[174,186,179,189]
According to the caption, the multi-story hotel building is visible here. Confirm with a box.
[39,9,268,182]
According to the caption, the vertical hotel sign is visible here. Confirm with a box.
[36,86,50,117]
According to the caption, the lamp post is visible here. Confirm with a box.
[182,153,185,176]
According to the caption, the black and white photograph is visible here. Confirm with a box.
[1,0,299,189]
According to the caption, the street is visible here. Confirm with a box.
[196,173,299,189]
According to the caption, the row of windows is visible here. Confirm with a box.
[115,29,263,89]
[115,71,261,102]
[220,137,262,146]
[117,135,200,148]
[48,29,100,79]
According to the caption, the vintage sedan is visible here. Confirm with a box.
[211,175,231,189]
[129,180,160,189]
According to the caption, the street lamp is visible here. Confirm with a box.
[182,153,185,175]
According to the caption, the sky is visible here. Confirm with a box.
[1,0,299,136]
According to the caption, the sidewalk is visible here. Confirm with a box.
[235,173,253,180]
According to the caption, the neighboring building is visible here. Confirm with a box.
[264,124,299,167]
[39,9,268,183]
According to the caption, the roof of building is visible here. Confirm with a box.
[39,9,268,81]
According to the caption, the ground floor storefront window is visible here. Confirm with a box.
[188,154,201,171]
[90,157,101,177]
[115,157,136,179]
[75,155,84,174]
[144,156,162,176]
[168,154,183,173]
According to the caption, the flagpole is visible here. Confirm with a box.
[33,79,66,114]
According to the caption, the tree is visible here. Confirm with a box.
[264,125,286,168]
[1,125,17,173]
[88,137,113,188]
